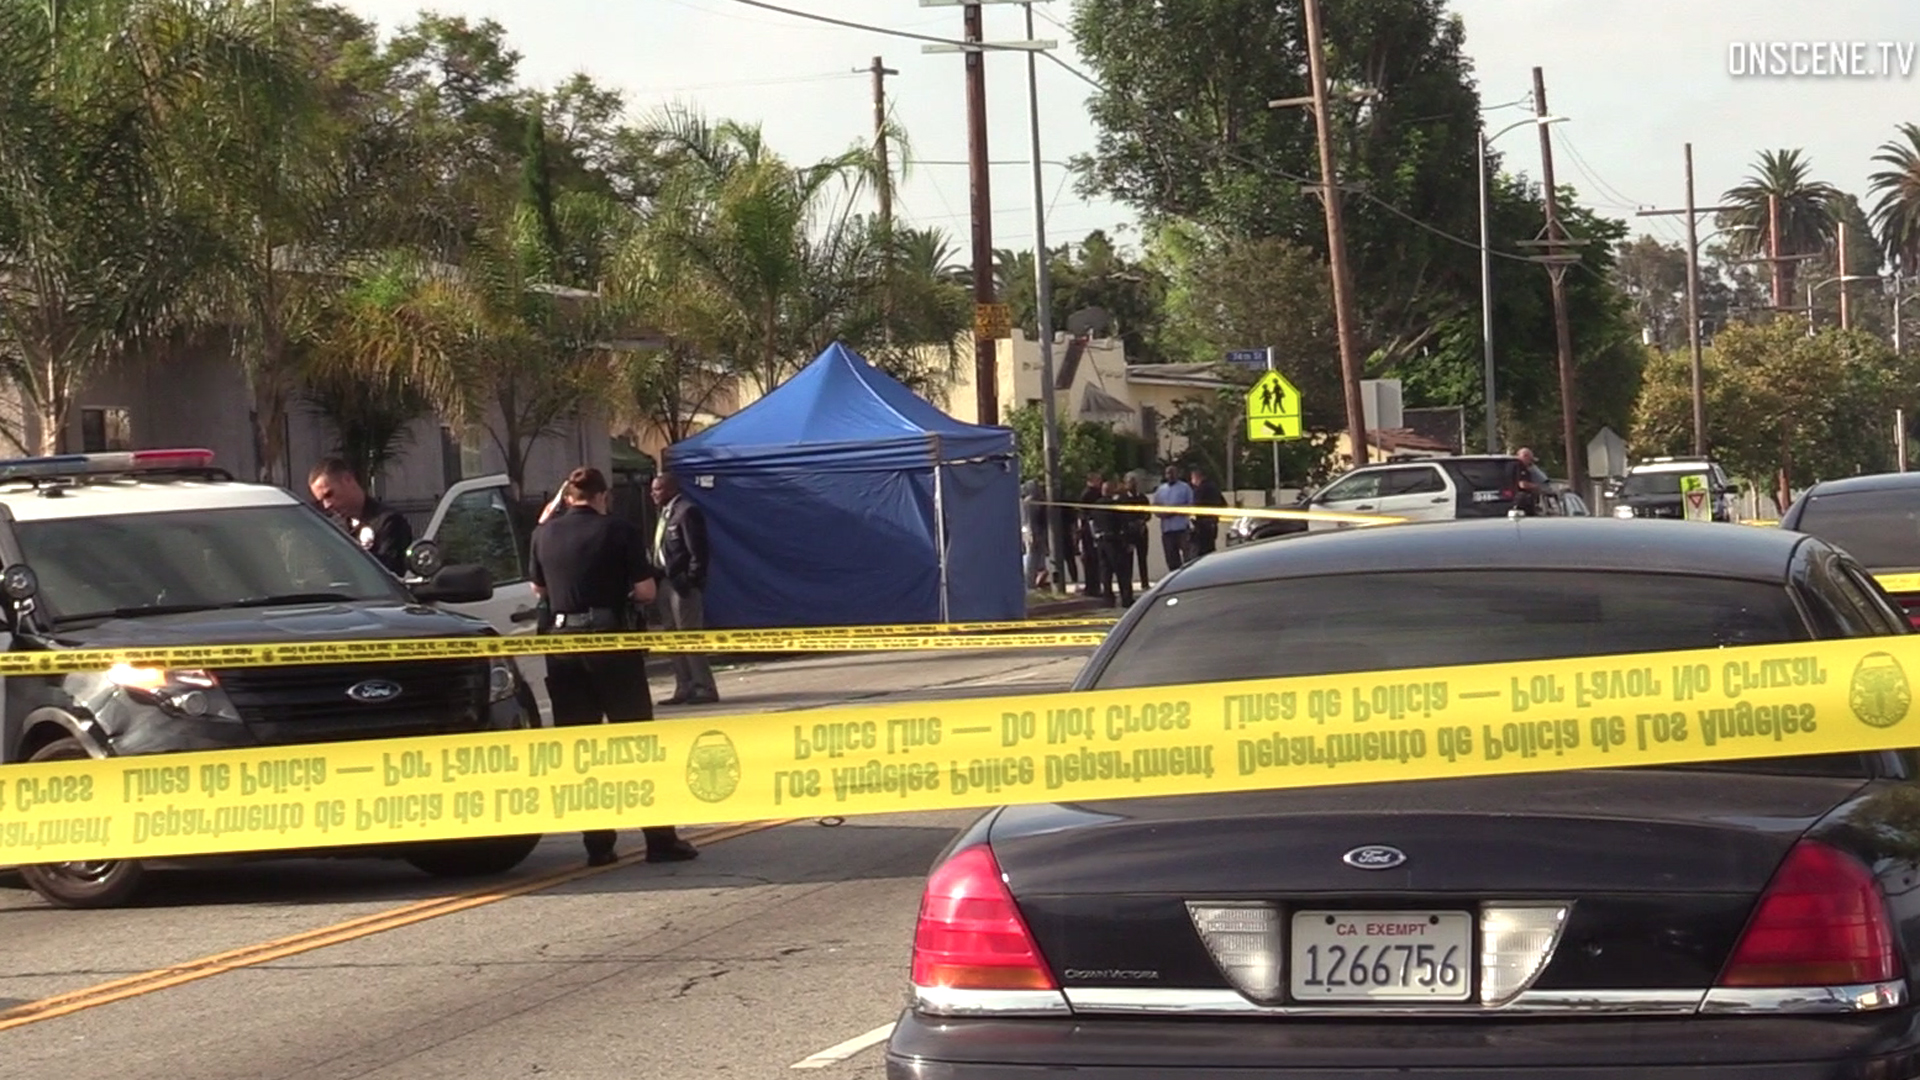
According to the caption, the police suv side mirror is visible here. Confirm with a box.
[412,564,493,605]
[2,564,38,603]
[0,563,35,630]
[405,539,444,579]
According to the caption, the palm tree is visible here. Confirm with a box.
[1720,149,1841,304]
[164,0,347,484]
[1869,123,1920,276]
[642,107,878,394]
[0,0,286,454]
[898,227,968,286]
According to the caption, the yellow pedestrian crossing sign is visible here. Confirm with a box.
[1246,370,1303,441]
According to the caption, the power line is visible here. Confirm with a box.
[716,0,1550,266]
[720,0,1047,53]
[1030,51,1543,264]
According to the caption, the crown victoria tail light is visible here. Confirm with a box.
[911,845,1056,992]
[1718,840,1899,989]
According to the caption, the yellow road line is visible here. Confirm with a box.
[0,819,793,1033]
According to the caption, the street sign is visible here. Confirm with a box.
[1224,348,1268,368]
[974,302,1011,341]
[1246,370,1303,442]
[1679,474,1710,522]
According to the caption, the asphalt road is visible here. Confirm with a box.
[0,644,1091,1080]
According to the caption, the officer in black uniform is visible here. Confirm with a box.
[309,457,414,575]
[1091,479,1136,608]
[529,466,698,867]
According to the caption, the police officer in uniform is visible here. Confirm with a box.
[1091,479,1136,608]
[309,457,414,575]
[530,466,698,867]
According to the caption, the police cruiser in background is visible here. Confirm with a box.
[1609,457,1735,522]
[0,449,540,907]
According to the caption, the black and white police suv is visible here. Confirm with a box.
[0,449,540,907]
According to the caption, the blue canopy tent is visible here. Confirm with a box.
[664,343,1023,629]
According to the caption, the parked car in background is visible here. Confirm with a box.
[1780,470,1920,627]
[1225,456,1573,545]
[1609,457,1735,521]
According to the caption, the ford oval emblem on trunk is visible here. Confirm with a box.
[346,679,402,703]
[1343,845,1407,870]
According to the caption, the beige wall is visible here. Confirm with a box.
[931,331,1135,432]
[22,339,608,507]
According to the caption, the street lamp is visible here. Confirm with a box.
[1479,113,1567,452]
[1806,274,1879,331]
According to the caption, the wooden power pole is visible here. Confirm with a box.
[868,56,897,235]
[1301,0,1369,466]
[1527,66,1583,494]
[1637,148,1738,458]
[964,3,998,426]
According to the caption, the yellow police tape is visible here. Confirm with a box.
[0,633,1910,863]
[0,627,1112,677]
[1877,573,1920,594]
[1042,500,1403,526]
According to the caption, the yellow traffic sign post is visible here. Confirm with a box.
[1679,473,1711,522]
[1246,370,1303,442]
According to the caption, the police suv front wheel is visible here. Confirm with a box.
[18,737,148,909]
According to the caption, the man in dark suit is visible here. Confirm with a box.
[1189,468,1228,556]
[651,473,719,705]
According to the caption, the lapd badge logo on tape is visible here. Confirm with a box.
[686,730,741,803]
[1850,652,1911,729]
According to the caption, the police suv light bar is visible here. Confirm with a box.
[0,449,216,482]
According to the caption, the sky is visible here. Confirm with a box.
[335,0,1920,260]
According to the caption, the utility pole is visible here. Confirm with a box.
[1478,129,1497,453]
[1528,66,1582,494]
[963,2,998,426]
[866,56,897,235]
[1768,193,1785,310]
[1300,0,1369,466]
[1838,220,1852,331]
[1019,1,1066,594]
[865,55,899,338]
[1636,149,1738,458]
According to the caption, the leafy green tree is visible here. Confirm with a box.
[0,0,298,454]
[1070,0,1482,373]
[1632,318,1915,507]
[1161,389,1335,493]
[1007,404,1153,486]
[1614,237,1689,352]
[641,108,877,395]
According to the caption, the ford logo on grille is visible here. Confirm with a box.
[346,679,402,704]
[1342,845,1407,870]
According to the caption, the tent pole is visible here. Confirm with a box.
[933,459,951,622]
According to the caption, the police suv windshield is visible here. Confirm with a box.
[1622,472,1699,497]
[14,505,409,624]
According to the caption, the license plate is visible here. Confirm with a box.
[1471,490,1502,502]
[1289,911,1472,1001]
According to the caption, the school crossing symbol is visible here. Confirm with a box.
[1246,370,1303,442]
